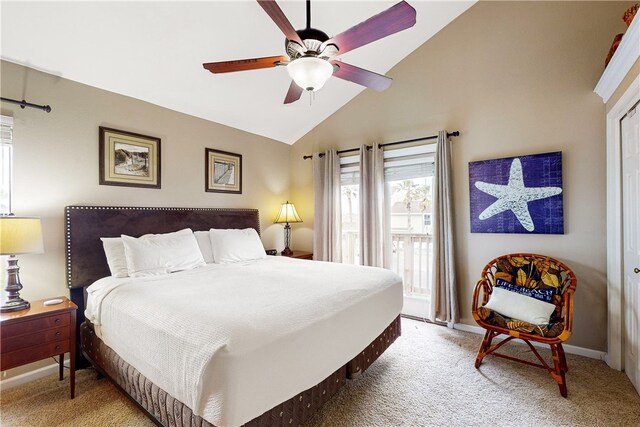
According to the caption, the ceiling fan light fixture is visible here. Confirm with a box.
[286,56,333,92]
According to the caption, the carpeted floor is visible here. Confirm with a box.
[1,318,639,426]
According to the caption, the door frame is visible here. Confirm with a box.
[605,73,640,371]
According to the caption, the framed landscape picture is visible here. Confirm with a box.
[205,148,242,194]
[99,126,161,189]
[468,151,564,234]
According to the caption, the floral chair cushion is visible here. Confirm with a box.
[479,255,570,338]
[477,306,565,337]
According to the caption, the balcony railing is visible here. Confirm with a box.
[341,230,433,296]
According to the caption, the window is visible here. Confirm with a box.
[0,115,13,214]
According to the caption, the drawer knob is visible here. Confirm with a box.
[55,345,61,351]
[54,319,61,324]
[55,331,61,336]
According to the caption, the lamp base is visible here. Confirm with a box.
[281,223,294,257]
[0,298,30,313]
[281,247,293,256]
[2,255,30,312]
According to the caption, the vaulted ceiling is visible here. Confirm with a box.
[1,1,474,144]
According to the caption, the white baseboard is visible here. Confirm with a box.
[453,322,607,361]
[0,359,67,390]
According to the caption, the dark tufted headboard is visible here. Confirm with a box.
[65,205,260,289]
[64,205,260,367]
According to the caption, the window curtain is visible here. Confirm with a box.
[359,144,389,268]
[313,149,342,262]
[430,131,458,326]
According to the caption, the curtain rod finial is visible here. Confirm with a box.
[1,97,52,113]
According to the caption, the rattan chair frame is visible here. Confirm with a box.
[471,253,577,397]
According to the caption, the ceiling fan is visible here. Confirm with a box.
[203,0,417,104]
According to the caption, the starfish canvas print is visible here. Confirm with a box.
[469,151,564,234]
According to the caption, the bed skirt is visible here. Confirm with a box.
[80,315,401,427]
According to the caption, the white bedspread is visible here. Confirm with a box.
[85,256,402,427]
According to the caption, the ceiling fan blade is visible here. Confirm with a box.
[331,61,392,92]
[203,55,288,74]
[323,1,416,55]
[257,0,305,47]
[284,80,303,104]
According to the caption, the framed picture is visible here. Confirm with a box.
[99,126,161,189]
[469,151,564,234]
[205,148,242,194]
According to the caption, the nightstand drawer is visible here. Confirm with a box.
[1,340,70,371]
[0,313,70,339]
[1,327,70,353]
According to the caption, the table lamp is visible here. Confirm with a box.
[274,201,302,256]
[0,216,44,312]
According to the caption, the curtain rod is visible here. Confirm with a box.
[0,97,52,113]
[302,131,459,160]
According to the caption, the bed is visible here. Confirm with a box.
[65,205,402,427]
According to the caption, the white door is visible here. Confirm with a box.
[622,100,640,394]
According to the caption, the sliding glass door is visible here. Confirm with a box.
[340,154,361,265]
[384,145,435,319]
[339,145,436,320]
[386,176,433,318]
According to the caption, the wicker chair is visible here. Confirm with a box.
[471,253,577,397]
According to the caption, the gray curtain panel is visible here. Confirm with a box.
[359,144,389,268]
[313,149,342,262]
[431,131,458,326]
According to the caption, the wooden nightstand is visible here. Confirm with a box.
[1,297,77,398]
[282,251,313,260]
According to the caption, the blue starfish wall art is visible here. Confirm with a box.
[469,151,564,234]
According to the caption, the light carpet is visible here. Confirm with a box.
[1,318,638,426]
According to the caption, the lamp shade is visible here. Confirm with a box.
[286,57,333,92]
[274,201,302,224]
[0,216,44,255]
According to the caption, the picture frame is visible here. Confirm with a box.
[99,126,161,189]
[468,151,564,234]
[205,148,242,194]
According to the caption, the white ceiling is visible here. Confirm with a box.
[1,1,474,145]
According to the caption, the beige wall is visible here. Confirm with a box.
[1,60,291,378]
[291,1,633,351]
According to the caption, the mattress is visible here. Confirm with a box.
[85,256,403,426]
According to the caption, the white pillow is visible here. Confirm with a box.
[484,287,556,325]
[209,228,266,264]
[194,230,215,264]
[100,237,129,278]
[122,228,206,277]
